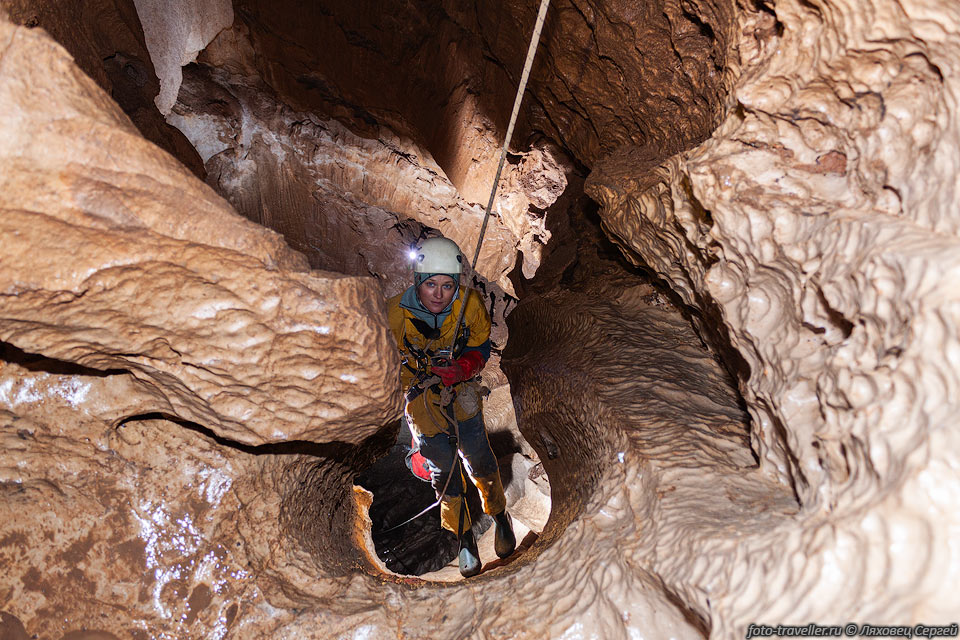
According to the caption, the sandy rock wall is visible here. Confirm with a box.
[588,0,960,628]
[0,18,399,445]
[443,0,735,172]
[0,0,206,177]
[165,56,566,294]
[501,266,774,639]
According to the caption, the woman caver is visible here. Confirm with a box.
[386,237,516,577]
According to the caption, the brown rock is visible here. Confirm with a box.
[1,0,207,177]
[130,0,233,114]
[4,0,960,637]
[225,0,728,202]
[0,18,399,445]
[167,53,569,293]
[588,0,960,628]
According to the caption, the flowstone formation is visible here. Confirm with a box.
[586,0,960,629]
[0,17,397,637]
[2,0,959,637]
[166,59,567,295]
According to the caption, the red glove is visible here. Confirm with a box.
[430,350,485,386]
[408,436,433,481]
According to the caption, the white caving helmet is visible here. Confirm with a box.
[412,237,464,275]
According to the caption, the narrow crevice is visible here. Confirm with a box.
[0,342,127,378]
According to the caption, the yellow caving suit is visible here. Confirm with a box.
[387,285,507,534]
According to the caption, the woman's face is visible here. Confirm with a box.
[417,275,457,313]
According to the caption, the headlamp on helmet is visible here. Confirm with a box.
[411,237,463,275]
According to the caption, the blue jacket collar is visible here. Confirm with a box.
[400,285,459,330]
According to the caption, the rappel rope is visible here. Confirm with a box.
[377,0,551,538]
[449,0,551,350]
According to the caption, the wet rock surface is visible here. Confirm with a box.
[0,18,399,443]
[3,0,960,636]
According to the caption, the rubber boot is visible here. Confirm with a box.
[493,510,516,559]
[458,527,481,578]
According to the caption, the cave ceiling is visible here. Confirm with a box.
[230,0,733,198]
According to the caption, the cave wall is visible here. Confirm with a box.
[0,3,738,635]
[164,57,566,295]
[0,16,411,635]
[227,0,731,203]
[126,0,732,296]
[0,0,206,177]
[587,0,960,627]
[0,17,399,446]
[159,0,731,298]
[2,0,959,636]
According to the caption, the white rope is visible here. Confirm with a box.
[470,0,552,271]
[452,0,551,344]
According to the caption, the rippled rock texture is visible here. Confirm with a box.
[0,17,400,445]
[587,0,960,629]
[0,14,398,636]
[167,58,566,294]
[3,0,960,637]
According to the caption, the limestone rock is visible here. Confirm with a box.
[4,0,960,637]
[131,0,233,114]
[227,0,729,207]
[502,274,762,640]
[167,53,568,293]
[1,0,207,177]
[0,18,400,445]
[588,0,960,627]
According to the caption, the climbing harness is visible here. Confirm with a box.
[378,0,551,539]
[376,377,464,535]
